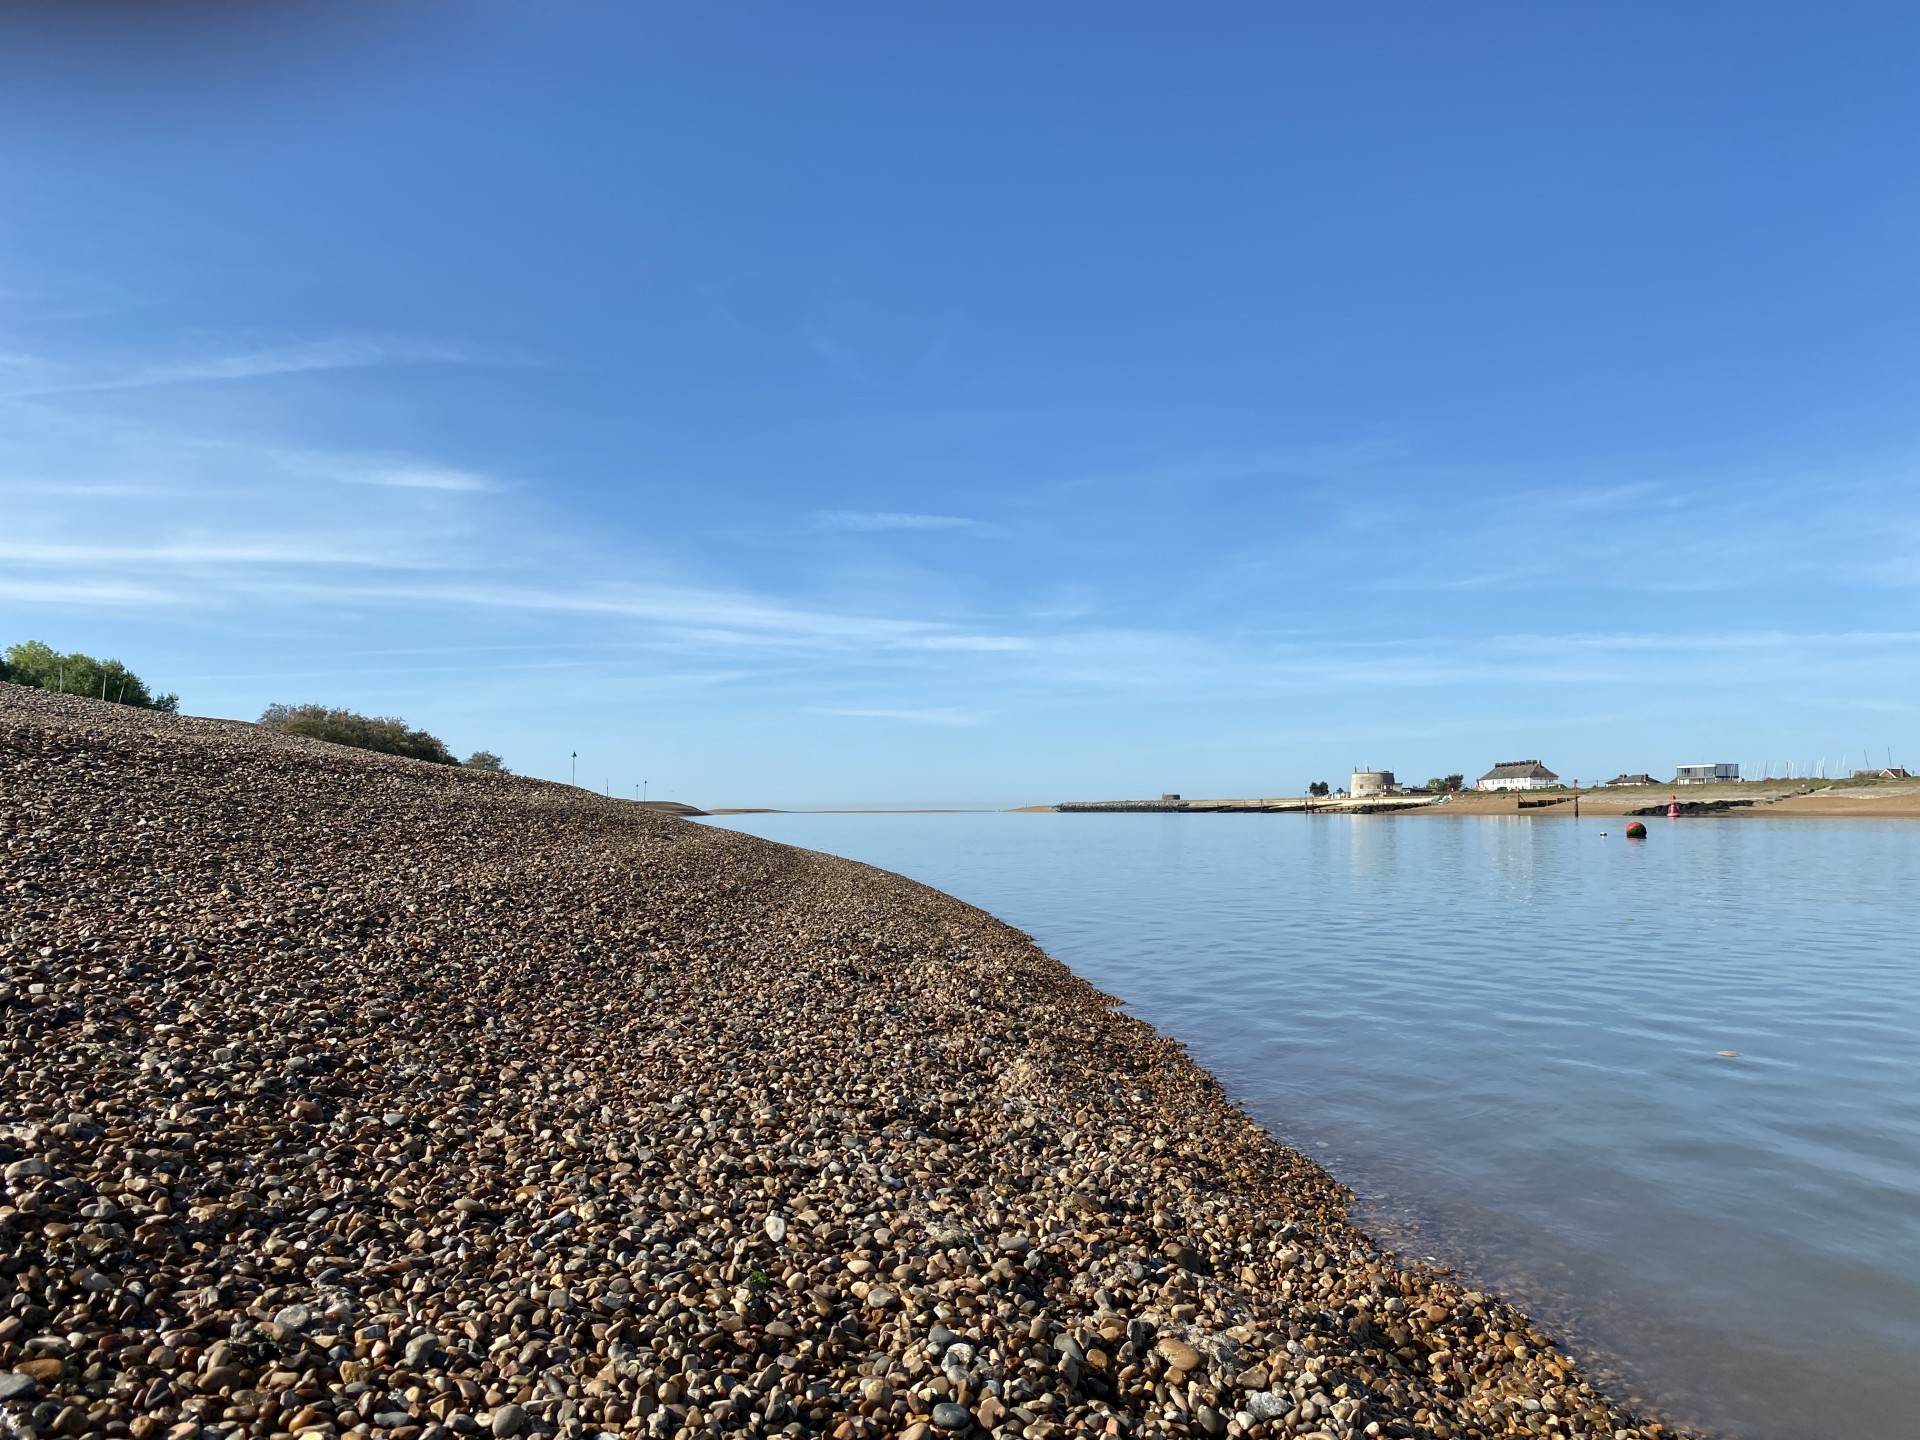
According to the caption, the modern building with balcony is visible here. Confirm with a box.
[1674,763,1740,785]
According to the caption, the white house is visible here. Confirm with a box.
[1674,763,1739,785]
[1475,759,1559,791]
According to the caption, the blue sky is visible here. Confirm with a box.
[3,3,1918,805]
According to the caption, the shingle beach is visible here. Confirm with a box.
[1,687,1685,1440]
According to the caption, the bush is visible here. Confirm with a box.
[1426,774,1465,793]
[2,640,179,712]
[464,750,509,773]
[259,703,458,765]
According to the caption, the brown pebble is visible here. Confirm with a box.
[1156,1337,1202,1372]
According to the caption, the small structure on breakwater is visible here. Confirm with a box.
[1055,796,1313,813]
[1058,797,1190,812]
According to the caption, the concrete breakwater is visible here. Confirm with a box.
[1055,802,1314,815]
[1052,801,1335,815]
[1,687,1687,1440]
[1622,801,1755,818]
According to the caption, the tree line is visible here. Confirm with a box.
[4,639,506,772]
[1,641,178,711]
[258,703,506,772]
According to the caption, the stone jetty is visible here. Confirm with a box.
[1,687,1686,1440]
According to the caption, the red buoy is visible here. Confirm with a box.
[1626,821,1648,839]
[1667,793,1680,819]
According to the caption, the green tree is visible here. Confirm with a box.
[1426,773,1465,793]
[259,704,459,765]
[464,750,509,773]
[2,640,179,712]
[1308,780,1331,798]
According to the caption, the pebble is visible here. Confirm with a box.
[1242,1389,1290,1421]
[0,686,1691,1440]
[1155,1336,1201,1372]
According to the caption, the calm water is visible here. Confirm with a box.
[699,812,1920,1440]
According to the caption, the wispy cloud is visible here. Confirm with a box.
[1487,628,1920,654]
[0,577,190,607]
[12,315,1920,798]
[316,579,1033,657]
[811,510,977,532]
[0,537,430,568]
[810,706,986,726]
[319,458,501,492]
[6,335,514,398]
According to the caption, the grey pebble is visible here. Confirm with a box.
[0,1373,37,1402]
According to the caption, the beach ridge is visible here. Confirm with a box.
[1,687,1689,1440]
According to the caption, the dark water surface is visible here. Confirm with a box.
[699,812,1920,1440]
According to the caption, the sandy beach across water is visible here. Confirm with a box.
[1019,780,1920,820]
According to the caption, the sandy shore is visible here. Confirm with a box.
[1025,781,1920,820]
[1408,782,1920,819]
[3,687,1686,1440]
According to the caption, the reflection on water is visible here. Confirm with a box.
[701,811,1920,1440]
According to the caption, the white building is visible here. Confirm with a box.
[1475,759,1559,791]
[1674,763,1739,785]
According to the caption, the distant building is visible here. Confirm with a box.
[1674,763,1739,785]
[1160,793,1182,802]
[1852,768,1911,780]
[1602,773,1655,787]
[1476,760,1559,791]
[1351,770,1395,798]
